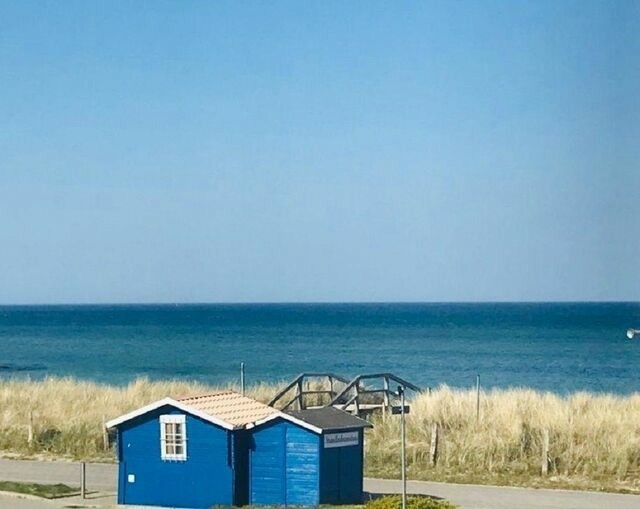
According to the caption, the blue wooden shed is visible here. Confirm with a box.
[248,407,373,506]
[106,391,279,509]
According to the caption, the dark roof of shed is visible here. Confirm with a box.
[285,407,373,431]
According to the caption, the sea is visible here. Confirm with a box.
[0,302,639,394]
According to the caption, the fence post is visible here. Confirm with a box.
[240,362,246,396]
[80,462,86,499]
[476,374,480,421]
[27,411,34,446]
[541,429,550,475]
[102,416,109,451]
[429,422,439,467]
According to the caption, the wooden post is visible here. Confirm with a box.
[475,374,480,422]
[80,462,86,499]
[541,429,550,475]
[240,362,246,396]
[429,422,439,467]
[102,416,109,451]
[382,376,390,420]
[296,379,303,410]
[27,411,33,446]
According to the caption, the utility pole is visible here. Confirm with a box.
[398,385,407,509]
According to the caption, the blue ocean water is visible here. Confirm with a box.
[0,303,639,394]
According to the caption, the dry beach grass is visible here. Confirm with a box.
[366,386,640,493]
[0,378,639,493]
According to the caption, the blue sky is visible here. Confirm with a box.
[1,1,638,303]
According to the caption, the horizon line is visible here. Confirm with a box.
[0,299,638,307]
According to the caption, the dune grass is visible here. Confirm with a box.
[365,386,640,493]
[0,378,639,493]
[0,377,277,459]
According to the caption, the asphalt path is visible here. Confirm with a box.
[365,478,640,509]
[0,459,638,509]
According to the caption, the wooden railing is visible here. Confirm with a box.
[329,373,421,415]
[268,372,422,416]
[268,373,350,411]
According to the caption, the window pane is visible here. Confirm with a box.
[161,417,186,459]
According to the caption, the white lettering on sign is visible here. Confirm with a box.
[324,431,359,448]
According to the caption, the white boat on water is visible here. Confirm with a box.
[627,328,639,339]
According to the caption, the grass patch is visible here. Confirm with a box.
[366,495,457,509]
[0,480,77,499]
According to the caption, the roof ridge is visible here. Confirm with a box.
[177,389,235,401]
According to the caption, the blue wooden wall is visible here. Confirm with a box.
[250,420,320,506]
[250,420,365,505]
[116,405,236,508]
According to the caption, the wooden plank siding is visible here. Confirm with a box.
[250,420,321,505]
[116,405,235,508]
[250,419,366,505]
[285,424,320,505]
[249,422,287,505]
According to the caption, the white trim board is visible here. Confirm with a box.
[107,398,327,434]
[246,412,324,434]
[105,398,237,431]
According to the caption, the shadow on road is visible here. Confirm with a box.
[364,491,447,501]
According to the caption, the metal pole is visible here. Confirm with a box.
[398,385,407,509]
[240,362,245,396]
[80,461,86,499]
[476,374,480,421]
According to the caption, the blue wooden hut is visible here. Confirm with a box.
[106,391,279,508]
[248,406,373,506]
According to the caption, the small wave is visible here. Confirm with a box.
[0,364,47,372]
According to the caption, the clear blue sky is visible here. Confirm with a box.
[1,1,638,304]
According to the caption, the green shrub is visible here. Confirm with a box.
[366,495,457,509]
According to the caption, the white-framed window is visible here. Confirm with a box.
[160,415,187,461]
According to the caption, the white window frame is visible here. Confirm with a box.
[160,414,187,461]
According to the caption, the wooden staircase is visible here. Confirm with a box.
[267,372,422,417]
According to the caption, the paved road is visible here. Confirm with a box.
[0,459,115,491]
[366,478,640,509]
[0,459,638,509]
